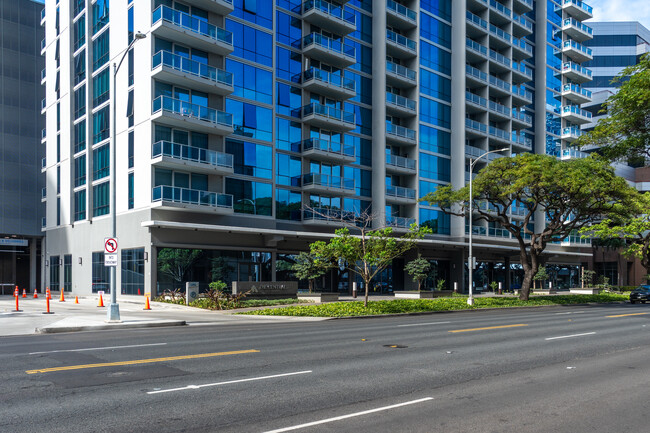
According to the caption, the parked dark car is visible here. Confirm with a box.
[629,285,650,304]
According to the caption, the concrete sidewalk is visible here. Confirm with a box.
[0,293,324,336]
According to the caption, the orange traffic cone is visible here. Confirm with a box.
[22,289,27,298]
[59,291,65,302]
[143,295,151,310]
[97,294,104,307]
[33,289,38,298]
[74,296,79,304]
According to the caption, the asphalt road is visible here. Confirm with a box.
[2,303,650,432]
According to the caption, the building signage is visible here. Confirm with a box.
[104,254,118,267]
[0,239,28,246]
[232,281,298,298]
[104,238,118,254]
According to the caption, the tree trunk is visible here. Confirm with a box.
[364,278,370,307]
[308,279,313,294]
[520,270,534,300]
[519,251,540,301]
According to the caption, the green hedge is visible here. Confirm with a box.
[238,293,629,317]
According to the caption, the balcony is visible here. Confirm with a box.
[466,12,488,38]
[561,0,593,21]
[301,67,356,100]
[301,102,355,131]
[386,123,416,146]
[152,96,233,135]
[41,38,46,53]
[302,33,356,68]
[512,13,533,36]
[152,185,234,214]
[560,127,584,143]
[489,100,511,120]
[386,30,417,58]
[301,138,356,163]
[41,128,46,141]
[512,37,533,60]
[466,91,487,112]
[466,38,488,62]
[488,0,511,23]
[151,141,234,175]
[385,216,416,229]
[40,8,45,25]
[512,133,533,150]
[386,92,416,117]
[386,61,417,88]
[303,0,356,35]
[561,83,592,104]
[489,23,511,48]
[41,68,46,84]
[489,49,512,72]
[303,207,356,227]
[562,18,592,42]
[152,6,233,55]
[561,105,592,124]
[511,85,533,105]
[152,51,233,95]
[465,118,488,137]
[41,157,46,171]
[511,61,533,82]
[561,147,588,159]
[511,109,533,128]
[489,74,511,97]
[41,98,46,113]
[385,185,416,204]
[41,188,46,201]
[386,0,417,29]
[184,0,234,16]
[466,65,488,86]
[302,173,355,196]
[385,153,417,175]
[561,61,592,83]
[488,125,511,145]
[513,0,533,13]
[562,40,592,63]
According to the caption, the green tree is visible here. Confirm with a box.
[584,192,650,279]
[576,54,650,161]
[422,154,637,300]
[405,255,431,292]
[157,248,203,285]
[210,256,234,283]
[310,217,431,306]
[290,252,329,293]
[533,267,549,290]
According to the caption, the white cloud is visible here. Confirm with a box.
[588,0,650,28]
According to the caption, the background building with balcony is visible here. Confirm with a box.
[42,0,599,296]
[0,0,44,294]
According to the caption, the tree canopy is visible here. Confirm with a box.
[576,54,650,162]
[422,153,637,300]
[290,252,330,293]
[158,248,203,284]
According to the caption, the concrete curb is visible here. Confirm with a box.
[35,320,187,334]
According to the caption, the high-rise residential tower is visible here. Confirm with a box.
[0,0,45,293]
[42,0,596,295]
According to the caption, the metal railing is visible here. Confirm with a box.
[490,49,511,67]
[387,30,417,52]
[490,24,511,42]
[152,50,233,87]
[466,65,487,82]
[562,105,593,119]
[303,33,356,60]
[466,38,488,56]
[512,85,533,101]
[386,92,416,111]
[387,61,416,81]
[152,141,233,169]
[152,96,233,127]
[387,0,417,21]
[386,185,416,200]
[386,123,416,141]
[489,0,511,17]
[563,18,592,35]
[152,185,233,208]
[302,102,355,125]
[562,83,592,99]
[563,40,592,57]
[465,118,487,134]
[386,153,416,170]
[386,216,416,229]
[562,0,593,15]
[512,61,533,77]
[302,138,355,157]
[513,13,533,31]
[302,173,355,190]
[489,74,511,92]
[152,6,233,46]
[303,67,355,92]
[512,37,533,54]
[489,100,510,117]
[562,61,592,79]
[303,0,356,26]
[466,11,487,29]
[303,207,356,222]
[466,91,487,107]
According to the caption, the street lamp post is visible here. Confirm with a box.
[108,32,147,322]
[467,147,508,306]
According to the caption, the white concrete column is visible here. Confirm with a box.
[534,0,548,235]
[29,238,37,290]
[450,0,467,239]
[371,0,387,228]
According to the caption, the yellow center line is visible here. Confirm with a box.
[25,349,259,375]
[449,324,528,333]
[606,312,649,318]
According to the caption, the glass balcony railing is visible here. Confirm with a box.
[489,74,510,92]
[563,0,593,15]
[41,187,46,199]
[303,67,355,92]
[512,133,533,148]
[41,38,46,51]
[386,92,416,111]
[152,185,233,209]
[512,85,533,101]
[562,105,592,119]
[490,24,511,42]
[513,13,533,31]
[41,98,46,110]
[303,33,356,60]
[563,62,592,78]
[489,126,510,141]
[466,11,487,29]
[152,50,233,87]
[386,30,417,52]
[302,137,355,157]
[303,0,356,26]
[490,49,511,67]
[152,96,233,127]
[563,40,592,57]
[152,5,233,46]
[386,185,416,200]
[302,102,355,125]
[41,68,46,81]
[466,65,488,82]
[41,128,46,139]
[512,37,533,54]
[386,153,416,170]
[386,216,416,229]
[466,91,487,107]
[512,109,533,124]
[41,158,46,169]
[386,122,416,141]
[387,0,417,21]
[387,61,416,81]
[561,147,588,158]
[465,118,487,134]
[302,173,355,190]
[303,207,356,222]
[41,9,45,21]
[489,0,511,17]
[562,83,592,99]
[563,18,592,35]
[466,38,488,56]
[512,61,533,77]
[152,141,233,169]
[489,227,511,238]
[489,100,510,117]
[467,225,487,236]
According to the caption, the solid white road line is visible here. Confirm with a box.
[29,342,167,355]
[262,397,435,433]
[545,332,596,341]
[397,321,451,328]
[554,311,586,315]
[147,370,313,395]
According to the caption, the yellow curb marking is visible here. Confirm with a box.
[26,349,259,374]
[606,312,649,318]
[449,324,528,333]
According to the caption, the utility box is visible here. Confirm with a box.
[186,282,199,305]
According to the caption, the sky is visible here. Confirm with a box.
[589,0,650,29]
